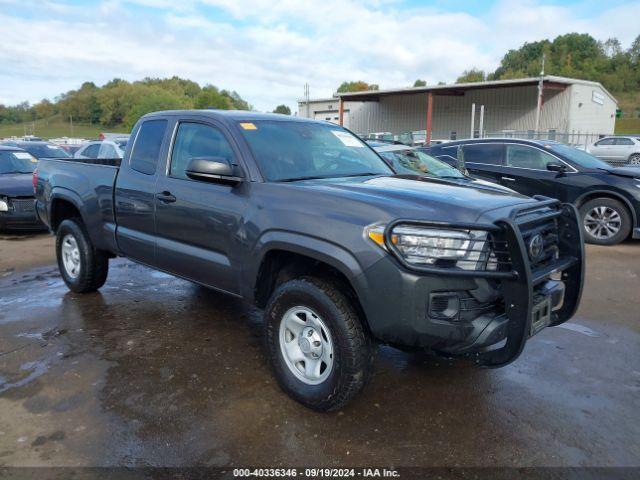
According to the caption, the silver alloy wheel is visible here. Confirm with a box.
[630,154,640,165]
[279,306,334,385]
[583,206,622,240]
[61,234,81,279]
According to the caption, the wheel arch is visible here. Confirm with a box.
[575,190,637,229]
[49,189,85,232]
[247,233,371,332]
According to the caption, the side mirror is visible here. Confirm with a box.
[185,157,243,185]
[546,162,567,173]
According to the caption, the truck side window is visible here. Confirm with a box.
[462,144,503,165]
[129,120,167,175]
[169,122,235,180]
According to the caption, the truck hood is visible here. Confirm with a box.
[0,173,34,197]
[292,175,535,221]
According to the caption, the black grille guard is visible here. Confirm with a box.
[383,197,585,367]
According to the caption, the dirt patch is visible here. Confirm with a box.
[0,233,55,276]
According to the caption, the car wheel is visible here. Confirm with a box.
[56,218,109,293]
[265,277,375,411]
[629,153,640,165]
[579,198,631,246]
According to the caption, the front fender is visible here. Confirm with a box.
[242,230,367,303]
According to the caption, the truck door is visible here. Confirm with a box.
[154,120,247,295]
[114,119,168,265]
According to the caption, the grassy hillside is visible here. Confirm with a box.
[0,116,128,140]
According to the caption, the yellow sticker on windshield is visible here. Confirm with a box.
[240,122,257,130]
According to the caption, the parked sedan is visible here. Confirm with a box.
[74,139,127,159]
[2,141,71,160]
[371,143,514,194]
[0,146,44,231]
[424,138,640,245]
[586,136,640,166]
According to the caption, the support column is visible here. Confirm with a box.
[339,98,344,126]
[426,92,433,144]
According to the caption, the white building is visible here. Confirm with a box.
[299,76,617,144]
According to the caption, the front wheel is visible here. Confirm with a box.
[628,153,640,165]
[579,198,631,245]
[265,277,375,411]
[56,218,109,293]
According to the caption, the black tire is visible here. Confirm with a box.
[56,218,109,293]
[629,153,640,166]
[579,198,631,246]
[265,277,375,411]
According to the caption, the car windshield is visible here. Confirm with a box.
[546,143,610,170]
[379,149,465,178]
[0,150,38,174]
[21,144,71,159]
[238,121,393,182]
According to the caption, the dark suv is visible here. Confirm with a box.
[424,139,640,245]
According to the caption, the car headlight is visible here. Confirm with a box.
[366,223,493,271]
[0,198,8,212]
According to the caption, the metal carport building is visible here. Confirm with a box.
[332,76,617,144]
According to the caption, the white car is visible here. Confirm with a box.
[74,139,128,160]
[586,136,640,165]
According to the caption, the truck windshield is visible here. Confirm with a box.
[238,121,393,182]
[0,150,38,174]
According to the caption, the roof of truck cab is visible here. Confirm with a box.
[141,110,320,124]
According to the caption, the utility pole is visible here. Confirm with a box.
[534,53,545,136]
[470,103,476,139]
[479,105,485,138]
[304,83,310,118]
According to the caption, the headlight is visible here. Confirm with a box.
[366,223,492,271]
[0,198,8,212]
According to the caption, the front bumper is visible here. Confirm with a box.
[358,199,584,367]
[0,198,45,231]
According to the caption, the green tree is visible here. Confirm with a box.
[273,104,291,115]
[413,79,427,87]
[124,86,190,129]
[456,68,486,83]
[336,81,379,93]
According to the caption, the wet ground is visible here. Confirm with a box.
[0,233,639,467]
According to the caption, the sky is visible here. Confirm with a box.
[0,0,639,113]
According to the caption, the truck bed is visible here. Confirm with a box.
[35,158,121,253]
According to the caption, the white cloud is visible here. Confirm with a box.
[0,0,638,112]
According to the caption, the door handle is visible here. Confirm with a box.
[156,191,177,203]
[501,176,516,182]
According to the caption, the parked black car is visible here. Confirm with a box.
[371,142,515,194]
[0,146,43,230]
[424,139,640,245]
[2,141,71,160]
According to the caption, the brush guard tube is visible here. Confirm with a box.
[478,203,584,367]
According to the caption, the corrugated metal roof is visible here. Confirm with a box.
[335,75,617,104]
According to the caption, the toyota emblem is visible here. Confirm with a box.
[528,234,544,261]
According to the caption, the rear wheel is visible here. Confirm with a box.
[265,277,375,411]
[579,198,631,245]
[629,153,640,165]
[56,218,109,293]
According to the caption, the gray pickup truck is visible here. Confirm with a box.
[35,110,584,411]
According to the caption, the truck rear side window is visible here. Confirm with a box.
[130,120,167,175]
